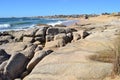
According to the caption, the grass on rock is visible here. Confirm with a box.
[89,34,120,75]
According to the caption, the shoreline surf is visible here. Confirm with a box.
[0,18,79,32]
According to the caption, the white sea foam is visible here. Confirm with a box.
[0,24,35,32]
[29,24,36,28]
[47,21,63,26]
[47,20,79,26]
[0,24,11,28]
[0,18,76,32]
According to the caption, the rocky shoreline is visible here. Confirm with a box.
[0,15,120,80]
[0,22,90,80]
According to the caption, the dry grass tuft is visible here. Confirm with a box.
[112,35,120,75]
[89,34,120,76]
[89,50,115,63]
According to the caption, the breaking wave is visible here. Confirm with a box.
[47,21,63,26]
[0,24,11,29]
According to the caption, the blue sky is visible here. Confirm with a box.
[0,0,120,17]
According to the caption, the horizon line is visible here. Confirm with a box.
[0,11,120,18]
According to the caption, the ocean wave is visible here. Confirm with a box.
[11,21,32,26]
[47,20,79,26]
[47,21,63,26]
[13,24,35,29]
[0,22,32,28]
[25,24,35,29]
[0,24,36,32]
[0,18,67,32]
[0,24,11,28]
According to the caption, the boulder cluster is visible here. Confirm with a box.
[0,24,89,80]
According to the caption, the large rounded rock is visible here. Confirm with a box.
[21,44,37,59]
[54,33,67,41]
[54,33,71,43]
[65,28,73,33]
[72,30,89,42]
[24,63,112,80]
[8,30,24,42]
[14,78,22,80]
[35,27,48,37]
[23,48,113,80]
[45,39,66,49]
[0,35,13,45]
[0,49,10,64]
[24,28,38,37]
[33,41,41,45]
[34,27,49,43]
[3,44,36,79]
[77,30,89,39]
[34,37,45,43]
[66,33,73,42]
[34,45,43,52]
[0,60,8,72]
[0,42,28,55]
[23,37,34,43]
[46,35,54,42]
[0,32,10,36]
[4,53,28,79]
[46,27,66,35]
[0,73,7,80]
[72,32,81,42]
[27,50,53,73]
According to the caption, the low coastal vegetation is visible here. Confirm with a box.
[112,35,120,75]
[89,33,120,77]
[89,50,115,63]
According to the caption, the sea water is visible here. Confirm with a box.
[0,17,66,32]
